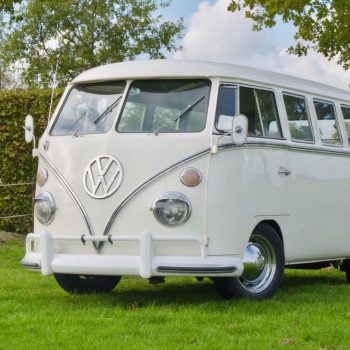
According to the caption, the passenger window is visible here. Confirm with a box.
[313,100,341,146]
[341,105,350,144]
[240,87,282,138]
[215,85,237,131]
[283,94,313,142]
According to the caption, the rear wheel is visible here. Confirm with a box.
[341,260,350,283]
[54,274,121,294]
[214,223,284,300]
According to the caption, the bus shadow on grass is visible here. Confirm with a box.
[45,269,349,309]
[72,270,349,307]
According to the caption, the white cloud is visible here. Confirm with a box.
[175,0,350,90]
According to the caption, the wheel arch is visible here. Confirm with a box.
[255,220,284,246]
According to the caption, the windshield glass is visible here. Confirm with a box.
[117,79,211,133]
[51,81,126,136]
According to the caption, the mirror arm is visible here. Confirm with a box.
[211,130,233,154]
[23,126,37,157]
[234,126,243,134]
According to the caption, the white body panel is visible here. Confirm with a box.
[22,60,350,278]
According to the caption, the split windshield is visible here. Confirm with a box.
[51,81,126,136]
[117,79,211,133]
[51,79,211,136]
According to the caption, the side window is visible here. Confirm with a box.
[215,85,237,131]
[283,94,313,142]
[313,100,341,146]
[240,87,282,138]
[341,105,350,144]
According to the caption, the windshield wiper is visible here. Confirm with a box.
[93,95,123,125]
[153,95,205,134]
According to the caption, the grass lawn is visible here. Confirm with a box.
[1,236,350,350]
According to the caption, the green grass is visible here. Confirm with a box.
[1,238,350,350]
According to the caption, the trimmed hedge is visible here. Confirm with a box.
[0,89,63,233]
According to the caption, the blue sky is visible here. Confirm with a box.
[156,0,349,89]
[162,0,294,47]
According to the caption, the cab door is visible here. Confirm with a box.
[206,83,290,256]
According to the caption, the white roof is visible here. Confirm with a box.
[72,59,350,102]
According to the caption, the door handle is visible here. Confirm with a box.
[278,167,291,176]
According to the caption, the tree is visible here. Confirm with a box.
[0,0,22,13]
[0,0,183,87]
[228,0,350,70]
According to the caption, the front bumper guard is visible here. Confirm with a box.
[21,231,243,278]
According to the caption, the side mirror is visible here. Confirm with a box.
[231,114,248,145]
[217,114,233,132]
[25,114,34,143]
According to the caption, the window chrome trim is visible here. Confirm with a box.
[313,98,343,148]
[214,84,238,132]
[282,92,315,144]
[49,81,127,137]
[215,82,284,139]
[340,104,350,143]
[116,79,212,134]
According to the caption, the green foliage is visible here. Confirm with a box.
[0,0,21,13]
[0,0,184,88]
[0,89,63,233]
[228,0,350,70]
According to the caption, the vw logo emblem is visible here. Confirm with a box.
[83,155,123,199]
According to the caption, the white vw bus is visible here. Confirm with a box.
[22,60,350,299]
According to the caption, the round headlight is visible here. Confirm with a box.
[152,192,191,226]
[34,192,56,225]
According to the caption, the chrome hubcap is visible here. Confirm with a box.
[240,234,276,293]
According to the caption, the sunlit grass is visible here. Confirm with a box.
[1,238,350,350]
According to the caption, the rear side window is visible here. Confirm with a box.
[240,87,282,138]
[313,100,341,146]
[283,94,313,142]
[341,105,350,144]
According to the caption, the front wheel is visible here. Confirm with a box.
[54,274,121,294]
[214,223,285,300]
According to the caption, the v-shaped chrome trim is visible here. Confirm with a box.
[39,148,212,253]
[38,153,98,251]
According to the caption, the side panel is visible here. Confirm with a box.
[206,144,290,257]
[206,142,350,262]
[287,147,350,261]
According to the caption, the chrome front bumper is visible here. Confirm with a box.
[22,231,243,278]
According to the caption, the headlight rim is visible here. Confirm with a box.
[152,191,192,227]
[34,191,56,225]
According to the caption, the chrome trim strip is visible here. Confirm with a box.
[99,147,211,252]
[156,265,237,274]
[21,261,41,268]
[38,153,97,249]
[285,257,347,266]
[219,140,350,156]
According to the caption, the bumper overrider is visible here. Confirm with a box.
[21,231,243,278]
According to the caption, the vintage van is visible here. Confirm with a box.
[22,60,350,299]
